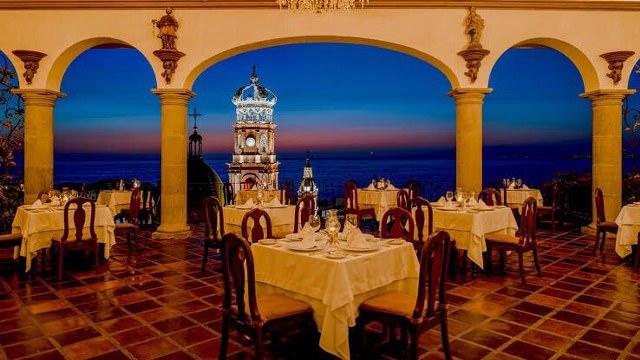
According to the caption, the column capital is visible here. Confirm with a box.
[12,89,65,107]
[448,88,493,104]
[151,88,196,106]
[580,89,636,103]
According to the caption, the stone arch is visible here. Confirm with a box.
[46,37,157,91]
[183,36,459,91]
[488,37,600,93]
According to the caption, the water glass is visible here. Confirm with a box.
[445,191,454,203]
[346,213,358,228]
[309,214,321,232]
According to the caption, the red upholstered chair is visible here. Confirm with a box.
[593,187,618,255]
[294,194,316,233]
[411,197,433,255]
[219,233,316,359]
[201,196,224,273]
[537,182,559,232]
[0,232,22,269]
[405,180,421,200]
[48,197,99,281]
[380,207,415,242]
[478,188,502,206]
[241,208,273,243]
[396,189,410,211]
[344,180,376,225]
[114,187,140,248]
[485,197,541,284]
[356,231,453,360]
[223,182,235,206]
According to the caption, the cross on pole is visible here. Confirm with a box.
[189,105,202,129]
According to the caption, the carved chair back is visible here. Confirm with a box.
[413,231,453,320]
[61,197,97,243]
[294,194,316,233]
[241,208,273,243]
[203,196,224,242]
[380,207,415,241]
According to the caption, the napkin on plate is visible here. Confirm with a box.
[31,199,43,208]
[477,199,490,209]
[347,227,370,249]
[298,223,316,249]
[435,196,446,206]
[386,183,397,190]
[268,197,281,206]
[521,184,529,190]
[245,198,255,207]
[342,221,357,239]
[467,196,478,206]
[366,183,375,190]
[508,183,515,190]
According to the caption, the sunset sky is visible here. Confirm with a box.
[46,43,639,154]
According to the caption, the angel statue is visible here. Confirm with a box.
[464,7,484,49]
[152,8,179,50]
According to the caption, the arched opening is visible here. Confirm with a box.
[486,46,591,223]
[54,45,159,197]
[623,59,640,203]
[191,42,455,204]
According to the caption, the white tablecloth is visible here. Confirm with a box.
[615,204,640,258]
[11,204,116,272]
[357,189,399,221]
[505,189,543,207]
[253,240,419,359]
[96,190,132,217]
[235,189,283,206]
[223,205,295,239]
[427,206,518,269]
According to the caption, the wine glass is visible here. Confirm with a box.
[346,213,358,229]
[445,191,454,204]
[516,178,523,189]
[309,213,321,232]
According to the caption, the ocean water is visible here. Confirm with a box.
[50,150,640,202]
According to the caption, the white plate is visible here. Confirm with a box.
[476,207,494,211]
[386,239,405,245]
[325,251,347,259]
[285,233,326,242]
[283,242,325,252]
[430,203,445,208]
[259,239,277,245]
[437,207,462,212]
[338,233,375,241]
[337,242,381,252]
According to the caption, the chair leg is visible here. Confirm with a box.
[533,247,542,277]
[94,241,100,273]
[518,251,526,285]
[600,232,607,251]
[593,231,600,255]
[551,211,556,232]
[201,243,209,273]
[356,317,370,359]
[441,312,451,360]
[41,249,47,276]
[409,328,418,360]
[58,246,64,282]
[219,315,229,359]
[462,250,468,275]
[499,250,506,275]
[634,244,639,270]
[485,245,492,274]
[254,329,264,360]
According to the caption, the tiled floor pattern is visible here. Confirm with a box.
[0,226,639,359]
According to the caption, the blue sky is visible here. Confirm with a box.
[33,43,638,153]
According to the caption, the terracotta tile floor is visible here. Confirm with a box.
[1,226,639,359]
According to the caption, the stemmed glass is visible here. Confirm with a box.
[516,178,523,189]
[445,191,454,205]
[309,212,321,232]
[346,213,358,230]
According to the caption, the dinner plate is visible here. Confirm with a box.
[338,233,374,241]
[284,242,325,252]
[324,251,347,259]
[437,207,462,212]
[476,207,494,211]
[430,203,445,208]
[259,239,277,245]
[285,233,326,242]
[337,242,381,252]
[386,239,405,245]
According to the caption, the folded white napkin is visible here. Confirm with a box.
[31,199,43,208]
[245,198,255,207]
[521,184,529,190]
[477,199,490,209]
[347,228,370,249]
[508,183,515,190]
[269,197,281,206]
[342,221,357,239]
[436,196,446,206]
[386,183,397,190]
[366,183,375,190]
[467,197,478,206]
[299,223,316,249]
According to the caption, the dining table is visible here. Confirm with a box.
[11,203,116,272]
[96,190,133,217]
[252,237,419,360]
[614,203,640,259]
[504,188,544,208]
[417,204,518,269]
[234,189,283,205]
[222,204,295,239]
[357,187,400,222]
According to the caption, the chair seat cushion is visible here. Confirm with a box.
[598,222,618,232]
[537,205,554,212]
[115,223,137,230]
[256,294,312,322]
[486,233,519,244]
[359,291,415,318]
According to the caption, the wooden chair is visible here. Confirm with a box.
[241,208,273,243]
[114,187,140,248]
[396,189,410,211]
[380,207,415,242]
[344,180,376,226]
[485,197,541,284]
[223,182,235,206]
[594,187,618,255]
[635,232,640,270]
[478,188,502,206]
[48,197,99,281]
[537,182,559,232]
[294,194,316,233]
[406,180,421,200]
[219,233,316,359]
[280,180,295,205]
[411,197,433,255]
[201,196,224,273]
[356,231,453,360]
[0,232,22,270]
[138,184,154,228]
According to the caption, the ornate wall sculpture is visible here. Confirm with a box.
[11,50,46,85]
[457,7,490,83]
[152,8,185,84]
[600,51,635,85]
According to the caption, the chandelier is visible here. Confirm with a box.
[277,0,369,11]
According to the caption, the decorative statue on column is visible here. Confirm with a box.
[153,8,179,50]
[464,7,484,50]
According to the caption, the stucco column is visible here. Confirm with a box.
[12,89,64,204]
[581,89,635,227]
[449,88,492,195]
[152,88,195,239]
